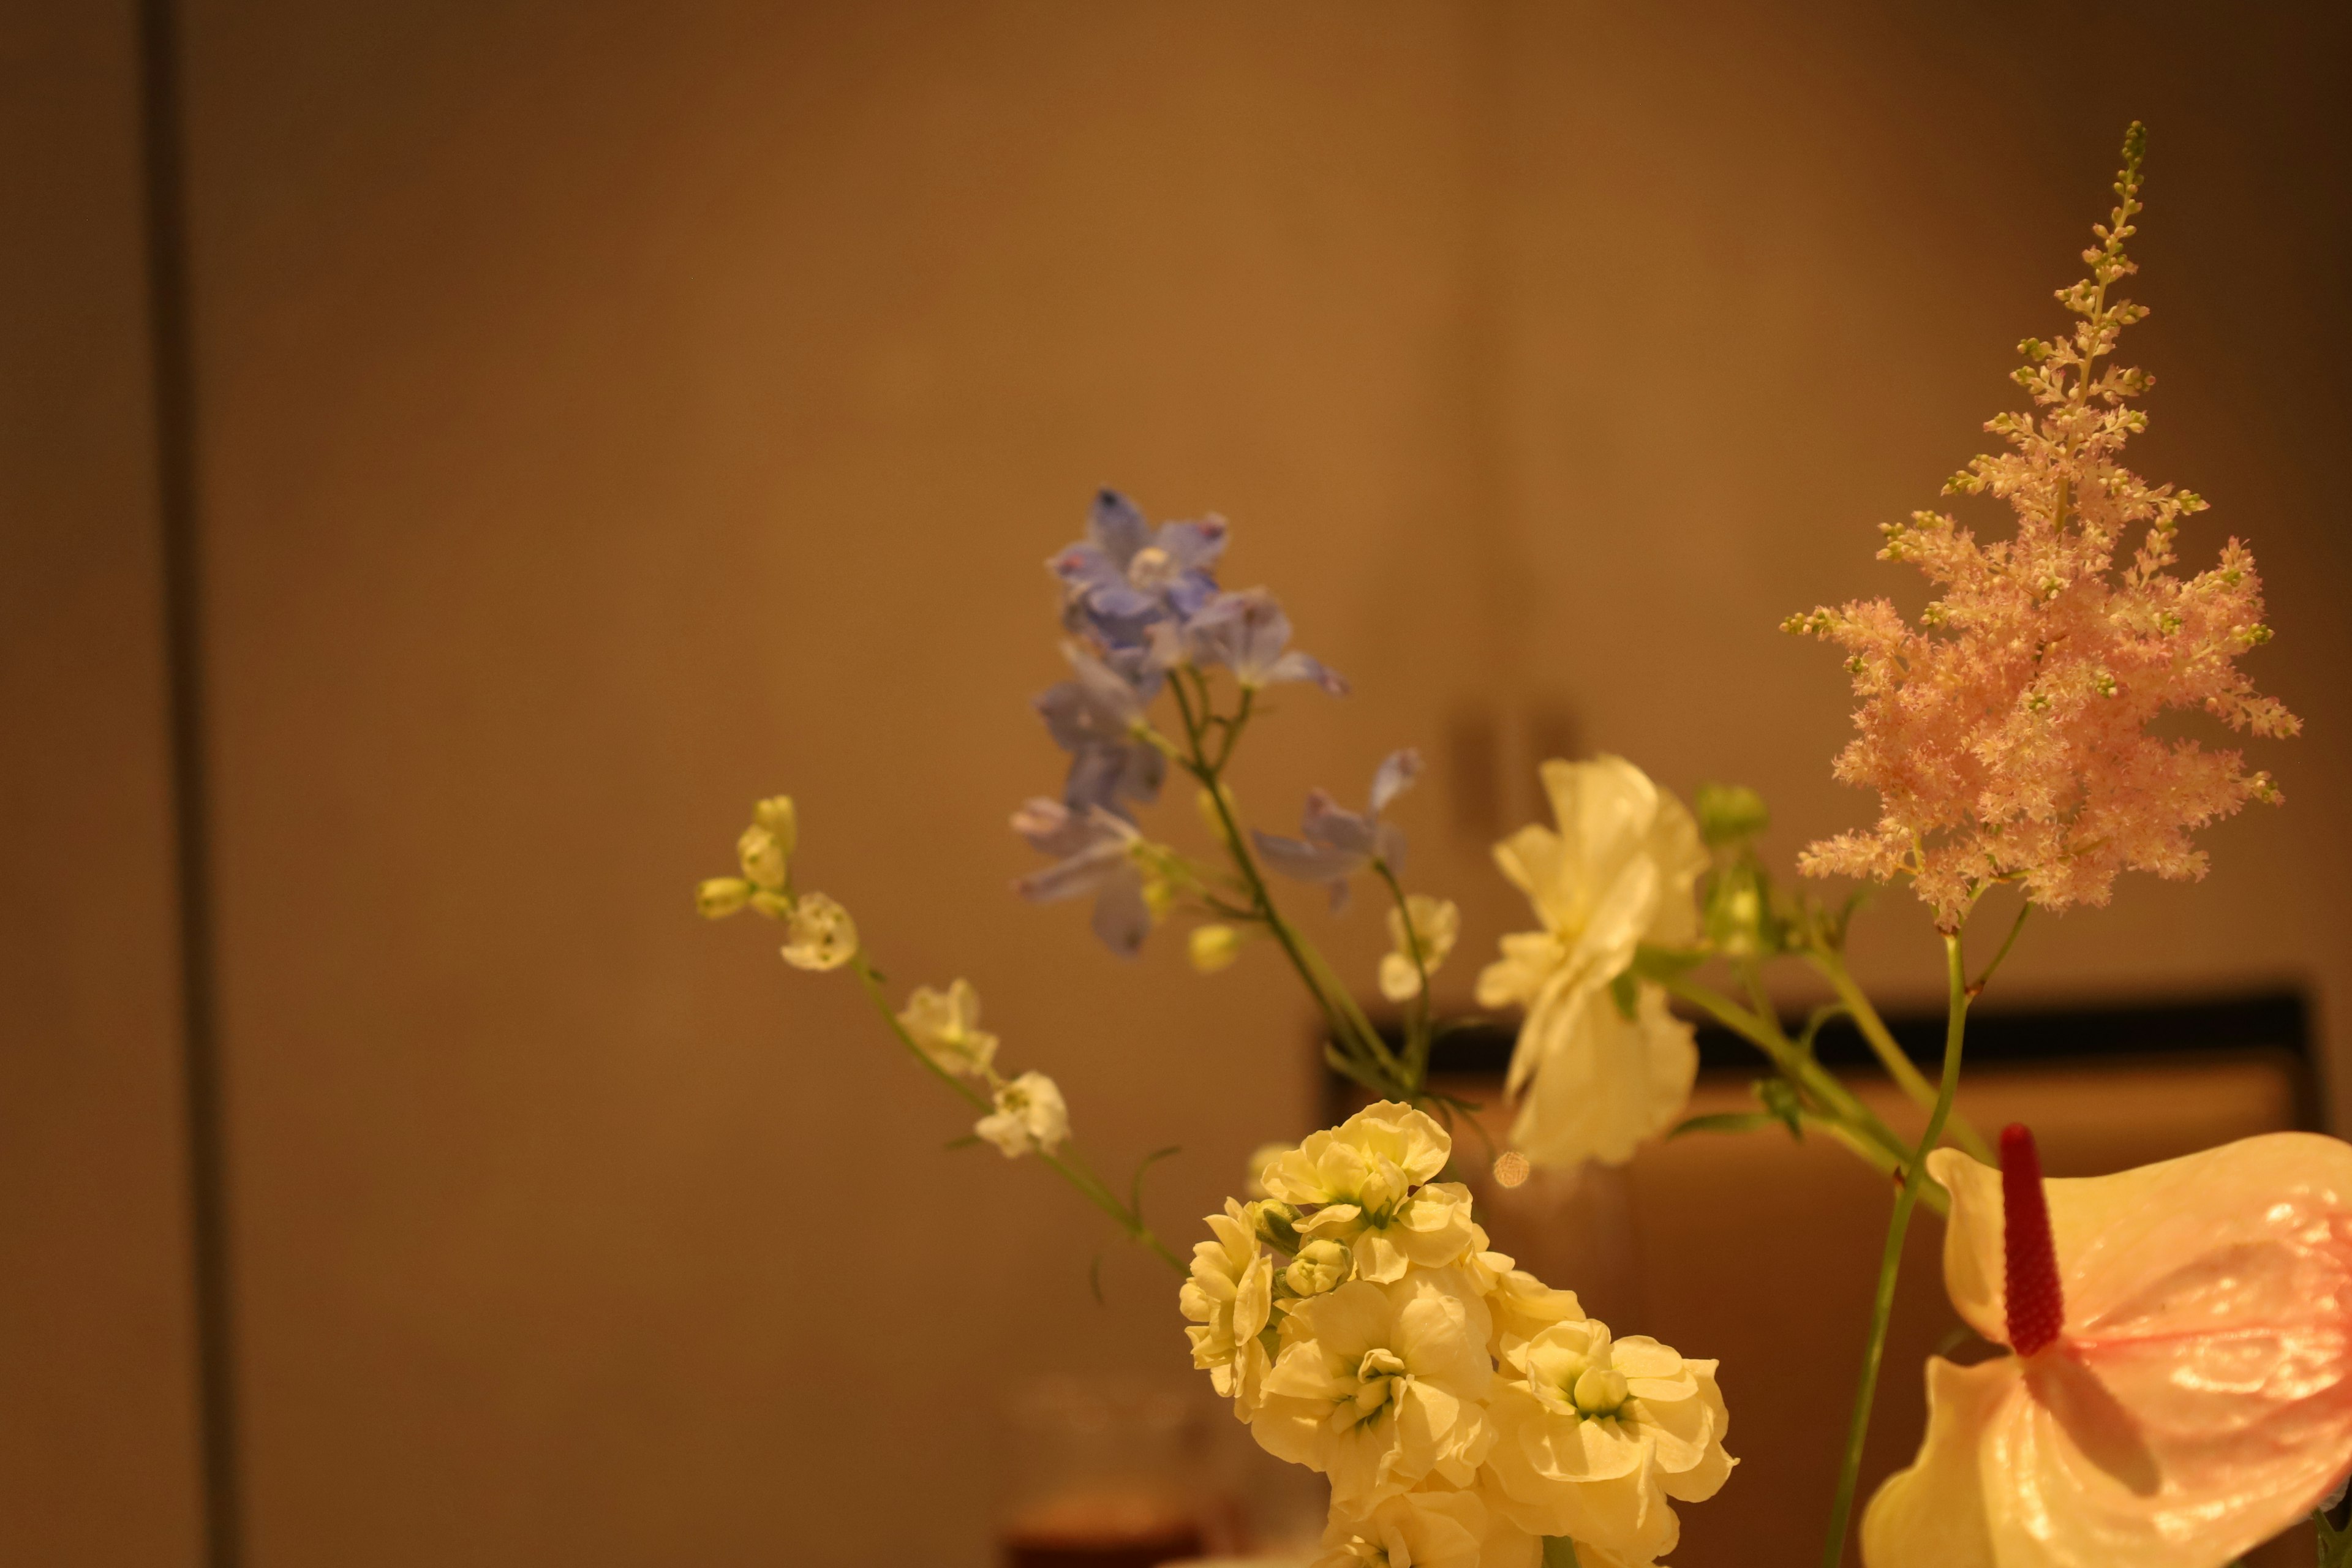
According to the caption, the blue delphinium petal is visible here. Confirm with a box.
[1370,748,1422,815]
[1011,799,1151,957]
[1251,748,1418,908]
[1181,588,1346,694]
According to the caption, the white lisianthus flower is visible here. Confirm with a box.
[1314,1480,1539,1568]
[1180,1198,1275,1414]
[778,892,858,971]
[976,1071,1069,1158]
[1476,756,1706,1168]
[895,979,998,1078]
[1509,984,1698,1170]
[1262,1101,1477,1283]
[1251,1267,1495,1505]
[1379,895,1460,1003]
[1482,1317,1733,1561]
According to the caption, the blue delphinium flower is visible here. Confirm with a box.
[1251,748,1420,910]
[1050,489,1228,674]
[1011,796,1152,956]
[1033,643,1166,815]
[1173,587,1348,695]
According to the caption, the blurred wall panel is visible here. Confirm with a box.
[167,1,2349,1566]
[0,2,207,1563]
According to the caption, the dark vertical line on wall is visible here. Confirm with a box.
[135,1,242,1564]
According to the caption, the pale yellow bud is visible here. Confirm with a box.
[696,877,751,919]
[779,892,857,971]
[752,794,798,854]
[747,889,791,919]
[1284,1238,1350,1297]
[1189,924,1243,974]
[737,824,788,891]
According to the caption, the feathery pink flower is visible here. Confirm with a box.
[1788,124,2297,927]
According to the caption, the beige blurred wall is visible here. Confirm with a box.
[7,1,2346,1564]
[0,2,207,1563]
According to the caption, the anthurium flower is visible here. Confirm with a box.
[1252,1266,1496,1504]
[1863,1127,2352,1568]
[1475,756,1707,1168]
[1254,750,1420,911]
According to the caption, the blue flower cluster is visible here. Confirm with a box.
[1012,489,1356,954]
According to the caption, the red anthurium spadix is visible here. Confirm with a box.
[1864,1131,2352,1568]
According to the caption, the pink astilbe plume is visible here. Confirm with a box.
[1787,124,2297,927]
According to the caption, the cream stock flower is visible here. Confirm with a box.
[975,1071,1069,1158]
[1286,1238,1352,1298]
[1314,1480,1539,1568]
[1181,1198,1275,1413]
[1483,1317,1733,1561]
[1379,895,1460,1003]
[1253,1267,1496,1504]
[1476,757,1705,1169]
[778,892,858,971]
[1862,1133,2352,1568]
[894,979,998,1078]
[1262,1102,1477,1283]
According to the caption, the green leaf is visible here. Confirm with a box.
[1129,1145,1182,1221]
[1668,1110,1779,1140]
[1541,1538,1581,1568]
[1756,1077,1806,1140]
[1607,969,1640,1021]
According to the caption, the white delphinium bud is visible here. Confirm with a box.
[1378,895,1460,1002]
[1180,1197,1275,1415]
[1481,1317,1733,1560]
[696,877,751,919]
[1284,1238,1351,1298]
[751,794,797,848]
[778,892,858,971]
[747,889,791,918]
[976,1071,1069,1158]
[895,979,998,1078]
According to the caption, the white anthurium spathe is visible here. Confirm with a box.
[1482,1317,1735,1561]
[1251,1267,1498,1506]
[1261,1102,1478,1284]
[1476,756,1706,1169]
[1180,1197,1275,1415]
[1863,1133,2352,1568]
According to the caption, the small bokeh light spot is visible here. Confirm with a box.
[1492,1150,1530,1189]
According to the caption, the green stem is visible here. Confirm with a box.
[1807,950,1994,1165]
[851,950,1185,1274]
[1373,859,1434,1083]
[1818,931,1971,1568]
[1969,900,2031,997]
[1659,972,1914,1174]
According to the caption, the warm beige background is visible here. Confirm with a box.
[0,2,206,1564]
[9,2,2349,1564]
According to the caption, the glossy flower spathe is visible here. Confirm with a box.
[1863,1130,2352,1568]
[1476,756,1706,1167]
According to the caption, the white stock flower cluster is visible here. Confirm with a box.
[1182,1102,1733,1567]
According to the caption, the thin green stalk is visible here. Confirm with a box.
[1818,931,1971,1568]
[1969,900,2031,996]
[1807,949,1994,1164]
[1373,859,1434,1083]
[1169,675,1405,1090]
[851,951,1185,1273]
[1659,971,1913,1173]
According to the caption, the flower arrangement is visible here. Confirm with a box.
[698,126,2352,1567]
